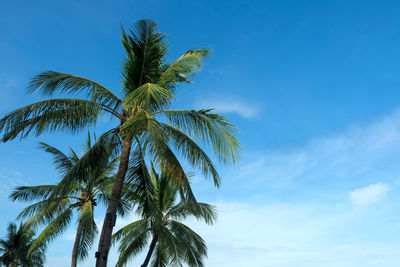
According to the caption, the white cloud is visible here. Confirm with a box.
[186,202,400,267]
[225,109,400,193]
[350,183,390,206]
[194,97,259,118]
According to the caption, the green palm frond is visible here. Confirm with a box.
[161,123,220,186]
[76,201,98,261]
[28,207,73,256]
[121,20,167,96]
[9,185,56,202]
[28,71,123,111]
[123,83,174,111]
[51,130,121,197]
[24,198,71,228]
[158,227,180,265]
[156,109,240,164]
[159,48,211,85]
[0,223,46,267]
[150,244,168,267]
[113,220,149,267]
[38,142,73,173]
[124,150,155,217]
[168,202,216,225]
[168,221,206,267]
[0,99,104,142]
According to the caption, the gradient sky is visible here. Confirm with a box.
[2,0,400,266]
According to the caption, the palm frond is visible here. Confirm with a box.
[150,243,168,267]
[51,129,121,197]
[0,99,104,142]
[159,48,211,85]
[38,142,73,174]
[168,202,216,225]
[157,109,240,164]
[24,198,71,228]
[161,123,220,186]
[113,220,149,267]
[28,71,122,112]
[28,208,72,256]
[124,150,155,217]
[120,20,167,96]
[76,201,98,261]
[9,185,56,202]
[168,220,207,267]
[123,83,174,112]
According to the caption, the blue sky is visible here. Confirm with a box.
[2,0,400,266]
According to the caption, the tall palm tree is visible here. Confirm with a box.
[0,223,45,267]
[0,19,240,266]
[9,135,126,267]
[113,165,216,267]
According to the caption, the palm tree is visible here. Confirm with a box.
[0,19,240,266]
[0,222,45,267]
[113,164,216,267]
[9,135,126,267]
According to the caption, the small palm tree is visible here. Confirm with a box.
[0,19,239,266]
[0,222,45,267]
[9,135,126,267]
[113,165,216,267]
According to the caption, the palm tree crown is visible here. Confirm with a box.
[0,223,45,267]
[9,135,125,266]
[113,165,216,267]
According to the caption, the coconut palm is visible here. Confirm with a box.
[9,135,126,267]
[0,19,240,266]
[0,222,45,267]
[113,164,216,267]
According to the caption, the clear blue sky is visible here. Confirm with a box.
[2,0,400,266]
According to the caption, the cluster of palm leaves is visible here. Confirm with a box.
[0,19,239,266]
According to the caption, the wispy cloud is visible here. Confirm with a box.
[226,109,400,193]
[350,183,390,206]
[186,202,400,267]
[194,97,259,118]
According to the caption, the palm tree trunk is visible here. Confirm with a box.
[141,234,158,267]
[71,219,83,267]
[95,138,132,267]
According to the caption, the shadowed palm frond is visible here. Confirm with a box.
[121,20,167,96]
[28,208,73,256]
[76,201,98,261]
[0,99,104,142]
[9,185,57,202]
[38,142,73,173]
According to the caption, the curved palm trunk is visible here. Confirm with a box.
[96,138,132,267]
[71,219,83,267]
[141,234,158,267]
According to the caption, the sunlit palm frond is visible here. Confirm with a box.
[159,48,211,85]
[161,123,220,186]
[123,83,174,112]
[157,109,240,164]
[28,71,122,111]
